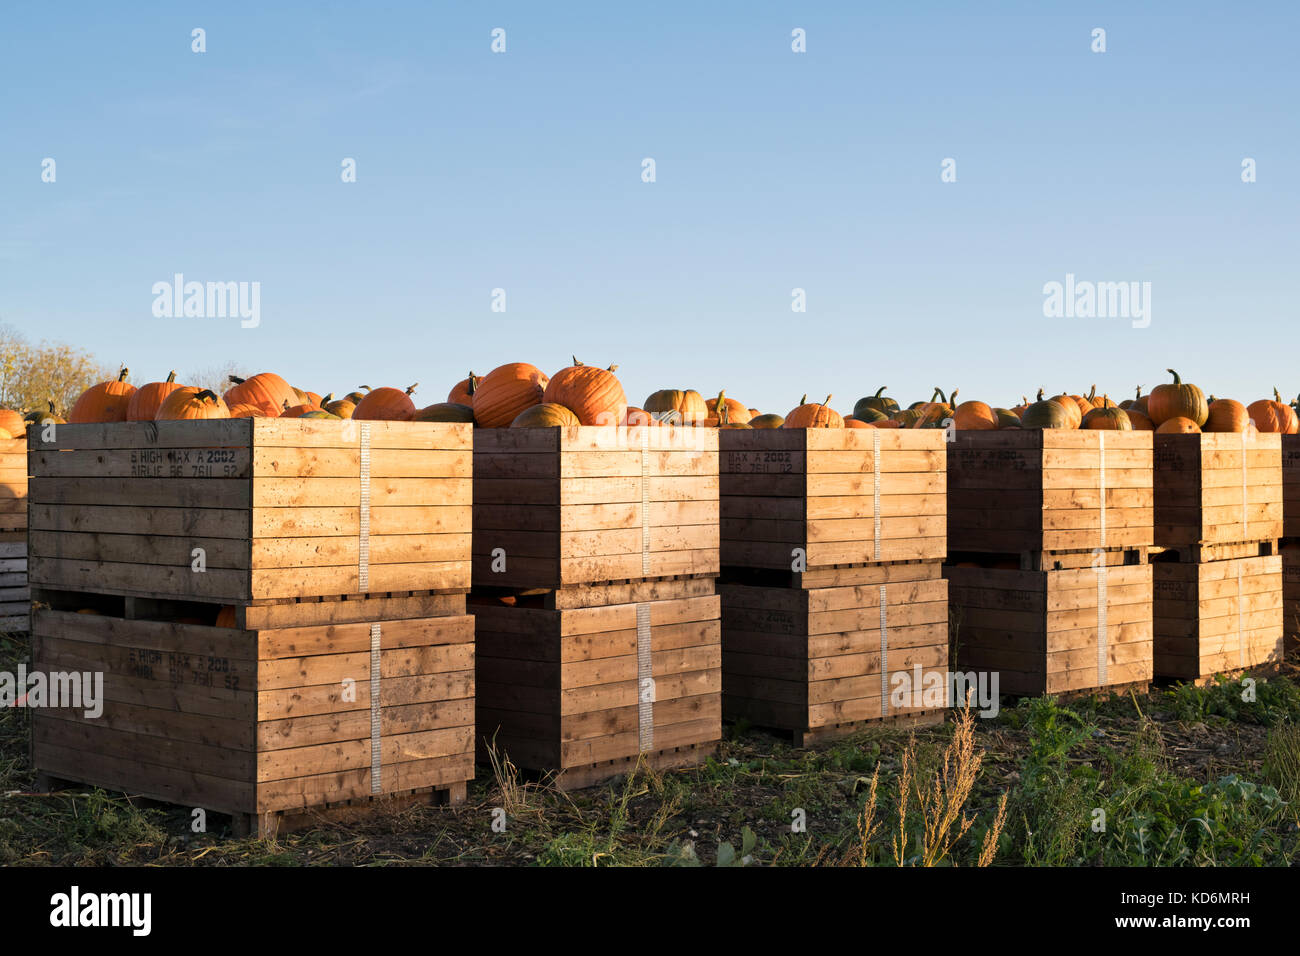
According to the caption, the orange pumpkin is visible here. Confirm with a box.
[221,373,296,418]
[1047,392,1082,429]
[542,358,628,426]
[644,389,708,425]
[783,394,843,429]
[69,367,137,423]
[126,371,184,421]
[1125,408,1154,431]
[1156,416,1201,434]
[227,403,267,418]
[473,363,549,428]
[1204,399,1250,433]
[1148,370,1207,427]
[448,372,479,406]
[0,408,25,436]
[842,417,872,429]
[623,406,660,427]
[952,401,997,431]
[215,606,238,628]
[1081,400,1132,430]
[353,384,418,421]
[1247,389,1298,434]
[705,390,752,426]
[156,387,230,420]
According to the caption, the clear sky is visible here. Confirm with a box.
[3,2,1297,415]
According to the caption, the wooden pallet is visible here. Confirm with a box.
[27,419,471,603]
[473,578,721,785]
[948,430,1153,554]
[1152,553,1284,680]
[721,564,949,742]
[473,425,719,590]
[1148,539,1278,564]
[0,436,27,632]
[28,606,476,829]
[1282,435,1300,538]
[945,563,1154,697]
[1282,540,1300,657]
[719,429,945,570]
[1154,432,1282,549]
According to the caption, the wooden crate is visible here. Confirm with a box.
[27,419,470,603]
[1284,436,1300,538]
[29,607,474,835]
[1152,554,1284,679]
[473,425,718,590]
[948,431,1152,555]
[721,562,948,744]
[945,563,1153,696]
[1283,542,1300,658]
[474,579,721,787]
[719,429,945,571]
[1,436,27,632]
[1154,432,1282,549]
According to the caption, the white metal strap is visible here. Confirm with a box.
[370,623,382,793]
[359,422,372,592]
[872,429,882,561]
[1098,432,1107,550]
[636,602,654,752]
[878,585,889,717]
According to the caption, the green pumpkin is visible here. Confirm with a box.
[993,408,1021,429]
[749,413,785,429]
[511,403,581,427]
[853,387,898,419]
[1019,399,1071,430]
[415,402,476,423]
[853,407,888,423]
[1081,406,1133,431]
[298,409,340,419]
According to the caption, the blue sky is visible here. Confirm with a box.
[3,2,1297,414]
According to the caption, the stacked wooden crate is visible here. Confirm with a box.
[1151,432,1283,679]
[471,424,721,788]
[945,431,1154,697]
[26,419,474,836]
[0,434,27,633]
[1281,436,1300,658]
[718,429,949,744]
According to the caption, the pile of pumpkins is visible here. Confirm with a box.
[847,370,1300,434]
[12,365,1300,435]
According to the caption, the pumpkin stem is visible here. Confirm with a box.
[1087,385,1096,402]
[196,389,218,404]
[165,370,177,383]
[607,364,618,373]
[1135,385,1142,399]
[949,388,959,405]
[822,394,833,408]
[406,383,419,395]
[359,385,371,392]
[1167,368,1181,385]
[466,372,478,396]
[572,356,582,367]
[799,394,807,406]
[117,366,129,382]
[718,395,729,426]
[874,386,887,398]
[931,388,944,404]
[321,393,333,405]
[1274,387,1283,402]
[48,399,56,413]
[1036,388,1045,401]
[228,375,246,385]
[283,399,291,410]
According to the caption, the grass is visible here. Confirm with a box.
[3,625,1298,866]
